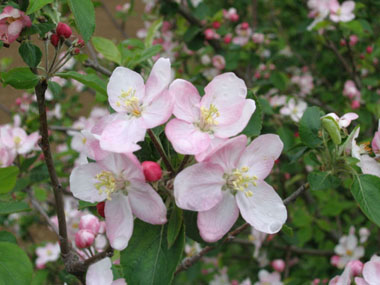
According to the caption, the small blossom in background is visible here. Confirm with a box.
[334,227,364,269]
[254,269,283,285]
[35,242,60,269]
[280,98,307,122]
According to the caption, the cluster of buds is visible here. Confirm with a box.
[50,22,72,47]
[75,214,103,249]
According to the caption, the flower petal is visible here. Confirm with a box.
[363,259,380,284]
[107,67,145,113]
[128,181,167,224]
[18,132,39,154]
[165,119,210,155]
[357,155,380,177]
[86,257,113,285]
[70,163,108,203]
[142,90,174,129]
[105,194,134,250]
[236,181,287,234]
[238,134,283,180]
[197,191,239,242]
[144,57,172,104]
[174,162,225,211]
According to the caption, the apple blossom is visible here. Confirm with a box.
[354,255,380,285]
[35,242,60,269]
[271,259,285,272]
[343,80,361,99]
[212,55,226,70]
[329,264,353,285]
[70,153,167,250]
[79,214,100,235]
[249,227,268,259]
[349,35,359,46]
[141,161,162,182]
[334,230,364,268]
[307,0,331,30]
[322,112,358,128]
[0,126,39,155]
[86,257,126,285]
[98,58,173,153]
[223,8,239,22]
[165,73,255,161]
[252,33,265,44]
[329,0,355,23]
[255,269,283,285]
[280,98,307,122]
[173,135,287,242]
[359,227,370,243]
[0,6,31,44]
[75,229,95,248]
[371,120,380,155]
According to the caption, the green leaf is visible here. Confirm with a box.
[299,106,322,148]
[308,171,340,191]
[31,270,49,285]
[0,242,33,285]
[78,200,96,210]
[183,210,204,243]
[67,0,95,42]
[167,206,183,249]
[19,42,42,68]
[92,37,121,65]
[1,67,39,89]
[120,220,185,285]
[0,231,17,244]
[242,95,262,137]
[56,71,107,96]
[351,175,380,227]
[0,201,30,215]
[0,167,19,194]
[282,224,293,237]
[270,71,288,91]
[321,117,341,145]
[27,0,54,14]
[145,18,163,48]
[30,164,50,183]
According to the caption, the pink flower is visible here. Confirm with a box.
[204,28,218,40]
[173,135,287,242]
[371,120,380,155]
[223,8,239,22]
[79,214,100,235]
[75,229,95,248]
[86,257,126,285]
[334,231,364,268]
[98,58,173,153]
[0,6,31,44]
[70,153,167,250]
[354,255,380,285]
[343,80,360,99]
[35,242,60,269]
[212,55,226,70]
[329,264,352,285]
[329,1,355,23]
[256,269,283,285]
[349,35,358,46]
[252,33,265,44]
[0,126,39,155]
[271,259,285,272]
[165,73,255,161]
[322,112,358,128]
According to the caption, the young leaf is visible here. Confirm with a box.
[242,95,262,137]
[0,242,33,285]
[167,206,183,249]
[321,117,341,145]
[19,42,42,68]
[56,71,107,96]
[1,67,39,89]
[120,220,185,285]
[299,106,322,148]
[307,171,340,191]
[27,0,54,15]
[0,166,19,194]
[67,0,95,42]
[145,18,163,48]
[92,37,121,65]
[351,174,380,227]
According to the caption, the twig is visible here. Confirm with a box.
[251,0,257,30]
[174,183,309,274]
[50,125,79,132]
[147,129,174,173]
[83,60,112,77]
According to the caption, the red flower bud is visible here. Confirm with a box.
[366,46,373,54]
[96,202,105,218]
[72,48,80,55]
[241,22,249,30]
[56,22,72,39]
[212,21,221,29]
[75,229,95,248]
[77,38,85,48]
[142,161,162,182]
[50,33,59,47]
[223,34,232,44]
[271,259,285,272]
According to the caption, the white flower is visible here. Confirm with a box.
[280,99,307,122]
[334,232,364,269]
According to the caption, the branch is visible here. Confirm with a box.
[175,183,309,274]
[147,129,174,173]
[83,60,112,77]
[50,125,79,132]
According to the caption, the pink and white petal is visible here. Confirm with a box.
[341,1,355,13]
[128,182,167,224]
[7,20,23,37]
[236,181,287,234]
[174,162,225,211]
[238,134,283,180]
[107,67,145,113]
[203,135,247,173]
[358,155,380,177]
[112,279,127,285]
[70,163,108,203]
[202,73,247,125]
[197,191,239,242]
[144,57,172,104]
[99,118,145,153]
[18,132,39,154]
[354,277,369,285]
[212,99,256,138]
[170,79,201,122]
[363,260,380,285]
[141,90,174,129]
[86,257,113,285]
[0,126,13,148]
[165,119,210,155]
[339,112,358,128]
[105,194,134,251]
[194,137,228,162]
[82,130,110,161]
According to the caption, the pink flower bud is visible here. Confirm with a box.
[351,100,360,109]
[312,279,320,285]
[231,280,239,285]
[347,260,363,276]
[204,28,216,40]
[241,22,249,30]
[72,48,80,55]
[340,39,346,46]
[76,38,85,48]
[50,33,60,47]
[331,255,340,267]
[96,202,105,218]
[366,46,373,54]
[142,161,162,182]
[79,214,100,235]
[223,34,232,44]
[230,13,239,22]
[56,22,72,39]
[349,35,358,46]
[271,259,285,272]
[212,21,221,29]
[75,229,95,248]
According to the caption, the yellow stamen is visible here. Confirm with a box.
[94,171,116,200]
[198,104,220,132]
[116,88,142,117]
[14,136,21,146]
[226,166,258,197]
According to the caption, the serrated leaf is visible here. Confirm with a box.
[0,167,19,194]
[2,67,39,89]
[299,106,322,148]
[27,0,54,14]
[308,171,340,191]
[19,42,42,68]
[67,0,95,42]
[92,37,121,65]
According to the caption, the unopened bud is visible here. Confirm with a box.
[212,21,221,29]
[331,255,340,267]
[271,259,285,272]
[241,22,249,30]
[321,116,342,145]
[96,202,105,218]
[50,33,59,47]
[75,229,95,248]
[142,161,162,182]
[347,260,363,276]
[56,22,72,39]
[366,46,373,54]
[79,214,100,235]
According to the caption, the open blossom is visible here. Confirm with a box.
[343,80,360,99]
[223,8,239,22]
[35,242,60,269]
[307,0,331,30]
[0,6,31,44]
[371,120,380,155]
[0,126,39,155]
[233,23,252,46]
[255,270,283,285]
[212,55,226,70]
[291,74,314,96]
[329,0,355,22]
[98,58,173,153]
[322,112,358,128]
[86,257,126,285]
[70,153,167,250]
[334,229,364,268]
[165,73,255,161]
[280,98,307,122]
[354,255,380,285]
[174,135,287,242]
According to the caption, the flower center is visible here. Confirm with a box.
[197,104,220,132]
[13,136,21,147]
[224,166,258,197]
[116,88,142,117]
[94,171,128,200]
[47,249,52,256]
[346,249,353,256]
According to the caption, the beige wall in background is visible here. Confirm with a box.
[0,0,144,124]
